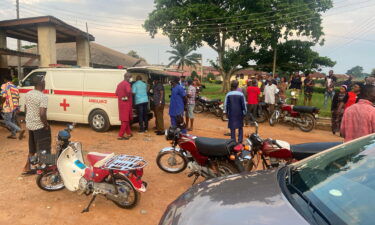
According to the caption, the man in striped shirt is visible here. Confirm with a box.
[1,75,24,139]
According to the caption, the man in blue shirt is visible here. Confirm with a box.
[169,77,186,129]
[132,75,149,132]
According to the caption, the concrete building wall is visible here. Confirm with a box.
[76,37,90,67]
[0,29,8,68]
[37,24,57,67]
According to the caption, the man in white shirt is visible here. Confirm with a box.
[264,80,279,113]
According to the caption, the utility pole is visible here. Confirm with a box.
[200,55,203,83]
[272,46,277,78]
[85,22,92,67]
[16,0,22,80]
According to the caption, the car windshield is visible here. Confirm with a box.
[290,135,375,225]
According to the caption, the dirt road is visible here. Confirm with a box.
[0,112,342,225]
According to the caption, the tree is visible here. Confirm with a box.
[22,44,37,49]
[255,40,335,74]
[191,71,199,79]
[346,66,365,78]
[166,44,200,70]
[127,50,140,59]
[144,0,333,92]
[371,68,375,76]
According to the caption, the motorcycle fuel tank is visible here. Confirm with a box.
[262,140,292,159]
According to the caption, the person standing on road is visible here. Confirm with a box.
[153,78,165,135]
[264,80,279,114]
[22,76,50,175]
[278,77,288,101]
[1,75,24,139]
[341,85,375,142]
[116,73,133,140]
[224,80,247,144]
[331,85,348,135]
[169,77,186,128]
[185,80,196,131]
[303,73,315,106]
[132,75,149,133]
[324,70,337,108]
[246,80,261,125]
[180,76,187,89]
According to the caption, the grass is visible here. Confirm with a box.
[164,83,332,117]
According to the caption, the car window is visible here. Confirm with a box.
[22,71,46,87]
[291,135,375,225]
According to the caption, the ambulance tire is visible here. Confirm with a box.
[89,109,110,132]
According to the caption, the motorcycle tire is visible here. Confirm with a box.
[194,104,204,114]
[216,161,240,177]
[111,174,139,209]
[256,110,268,123]
[215,108,223,117]
[221,113,229,121]
[243,159,255,172]
[269,111,279,126]
[298,114,316,132]
[156,151,188,174]
[36,170,65,192]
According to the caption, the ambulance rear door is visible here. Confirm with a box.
[48,70,84,123]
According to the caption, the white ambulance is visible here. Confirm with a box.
[18,68,149,132]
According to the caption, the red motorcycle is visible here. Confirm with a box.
[269,98,319,132]
[246,122,341,170]
[156,127,251,183]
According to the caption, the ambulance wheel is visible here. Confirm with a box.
[89,109,110,132]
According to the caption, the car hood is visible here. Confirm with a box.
[159,170,309,225]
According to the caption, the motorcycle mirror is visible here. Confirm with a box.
[254,122,259,134]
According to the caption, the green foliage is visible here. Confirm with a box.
[206,72,215,81]
[346,66,367,78]
[167,44,200,70]
[22,45,37,49]
[255,40,336,73]
[312,86,339,94]
[191,71,199,79]
[127,50,140,59]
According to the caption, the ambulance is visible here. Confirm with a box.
[18,68,150,132]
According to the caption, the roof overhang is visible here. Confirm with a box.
[0,16,94,43]
[0,48,39,58]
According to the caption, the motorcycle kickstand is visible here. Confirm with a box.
[81,194,97,213]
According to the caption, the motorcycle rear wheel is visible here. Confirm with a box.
[156,151,188,173]
[269,111,279,126]
[221,113,229,121]
[298,114,316,132]
[111,174,139,209]
[256,110,268,123]
[215,108,223,117]
[194,104,204,113]
[36,170,65,192]
[216,161,240,177]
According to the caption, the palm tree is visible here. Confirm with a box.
[167,44,201,71]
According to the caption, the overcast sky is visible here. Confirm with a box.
[0,0,374,74]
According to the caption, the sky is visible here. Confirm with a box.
[0,0,374,74]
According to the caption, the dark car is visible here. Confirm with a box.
[159,134,375,225]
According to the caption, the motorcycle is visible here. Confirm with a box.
[269,96,319,132]
[156,127,251,184]
[194,95,223,117]
[31,124,148,213]
[246,122,341,171]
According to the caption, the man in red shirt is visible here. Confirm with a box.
[246,80,261,124]
[345,83,361,109]
[341,85,375,142]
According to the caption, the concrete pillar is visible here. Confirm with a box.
[37,24,57,67]
[0,29,8,68]
[76,37,90,67]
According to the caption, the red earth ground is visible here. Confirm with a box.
[0,111,342,225]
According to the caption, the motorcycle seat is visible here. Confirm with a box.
[290,142,342,160]
[87,152,115,167]
[292,106,318,113]
[195,137,236,157]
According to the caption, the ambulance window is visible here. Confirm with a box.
[22,72,46,86]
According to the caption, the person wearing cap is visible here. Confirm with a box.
[331,85,348,135]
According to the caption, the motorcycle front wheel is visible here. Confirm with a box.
[298,114,316,132]
[36,170,65,192]
[111,174,139,209]
[193,103,204,113]
[221,113,229,121]
[269,111,279,126]
[156,151,188,173]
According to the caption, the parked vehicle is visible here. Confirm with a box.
[269,97,319,132]
[194,95,223,117]
[18,68,152,132]
[220,102,269,123]
[31,124,147,212]
[156,127,251,184]
[159,134,375,225]
[246,122,341,171]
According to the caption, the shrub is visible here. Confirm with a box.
[214,80,223,84]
